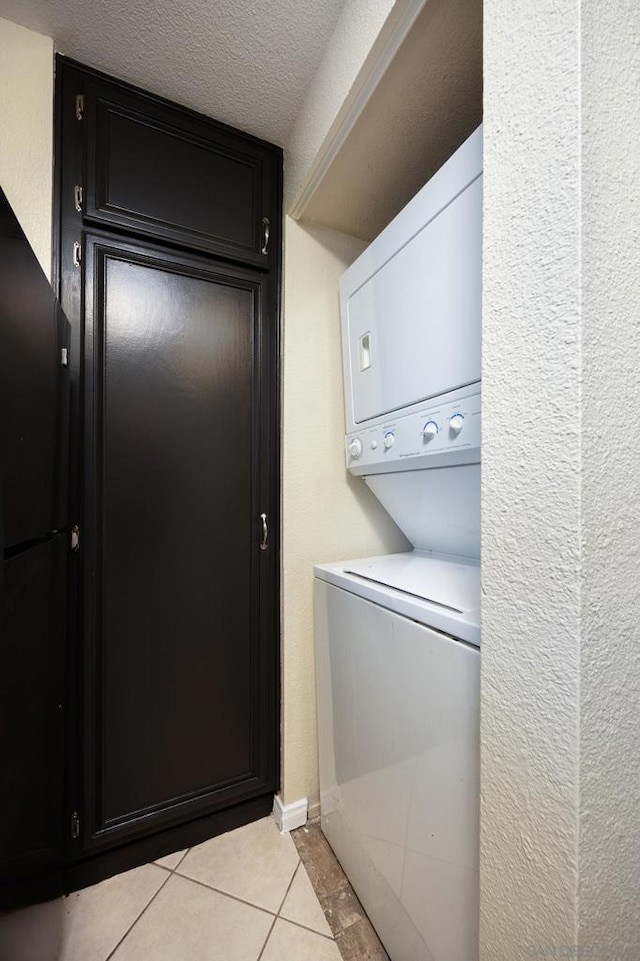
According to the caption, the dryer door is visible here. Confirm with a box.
[343,175,481,427]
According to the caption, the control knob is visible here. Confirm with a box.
[348,438,363,459]
[383,431,395,450]
[449,413,464,436]
[422,420,438,441]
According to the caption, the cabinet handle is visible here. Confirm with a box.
[259,512,268,551]
[261,218,270,256]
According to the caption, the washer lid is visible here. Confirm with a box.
[345,551,479,613]
[314,551,481,647]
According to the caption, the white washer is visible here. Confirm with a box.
[315,126,483,961]
[315,556,479,961]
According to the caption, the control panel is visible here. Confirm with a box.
[345,391,481,475]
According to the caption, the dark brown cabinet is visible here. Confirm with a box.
[83,77,278,267]
[55,58,281,892]
[0,537,67,898]
[80,234,276,851]
[0,190,70,907]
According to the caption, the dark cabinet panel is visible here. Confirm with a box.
[81,76,279,267]
[0,536,66,887]
[0,190,70,908]
[80,235,277,850]
[0,192,70,548]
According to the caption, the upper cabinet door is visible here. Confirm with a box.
[82,77,280,268]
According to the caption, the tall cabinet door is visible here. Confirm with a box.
[78,233,277,850]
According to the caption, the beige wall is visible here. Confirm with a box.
[281,217,409,805]
[281,0,423,809]
[0,17,53,278]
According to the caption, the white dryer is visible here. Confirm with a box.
[315,126,482,961]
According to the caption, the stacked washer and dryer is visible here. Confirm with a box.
[314,126,482,961]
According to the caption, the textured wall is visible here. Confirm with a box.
[579,1,640,957]
[281,217,409,805]
[481,1,582,957]
[0,17,53,277]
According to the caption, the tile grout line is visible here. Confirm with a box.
[255,858,301,961]
[103,870,173,961]
[173,848,190,870]
[172,869,281,917]
[276,858,336,942]
[255,915,278,961]
[277,916,337,943]
[276,858,301,915]
[154,846,191,874]
[93,834,337,961]
[176,857,336,943]
[102,843,296,961]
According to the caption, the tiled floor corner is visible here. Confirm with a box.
[176,814,299,913]
[59,816,343,961]
[59,863,168,961]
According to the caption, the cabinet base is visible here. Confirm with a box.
[0,793,274,910]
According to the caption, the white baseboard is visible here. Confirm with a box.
[307,797,321,821]
[272,795,308,833]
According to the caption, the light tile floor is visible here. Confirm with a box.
[59,817,341,961]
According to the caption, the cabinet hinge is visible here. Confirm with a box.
[72,241,82,268]
[75,94,84,121]
[74,185,83,212]
[70,524,80,552]
[71,811,80,840]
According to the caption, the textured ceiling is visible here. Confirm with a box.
[0,0,346,144]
